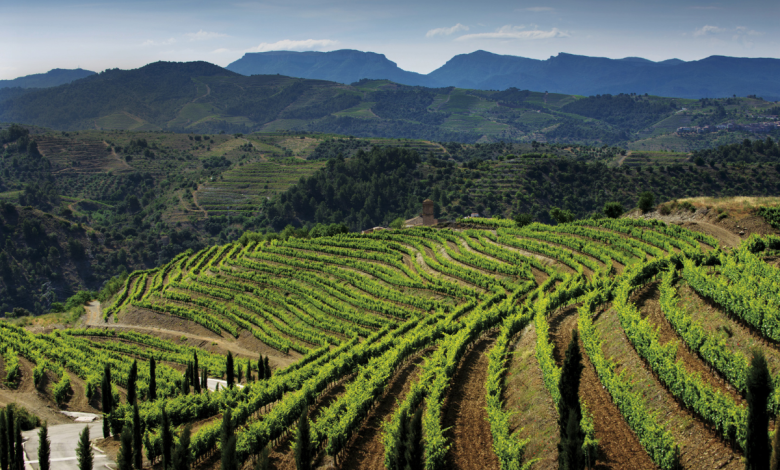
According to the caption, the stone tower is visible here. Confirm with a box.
[422,199,436,226]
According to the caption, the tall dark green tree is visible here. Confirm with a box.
[193,353,200,394]
[161,405,172,470]
[294,409,312,470]
[264,356,271,379]
[127,360,138,405]
[13,421,22,470]
[6,406,14,470]
[132,404,142,469]
[403,407,423,470]
[148,357,157,401]
[638,191,655,212]
[0,409,7,470]
[38,422,50,470]
[245,361,252,383]
[603,201,624,218]
[258,357,265,380]
[171,424,192,470]
[76,426,93,470]
[558,330,585,470]
[201,367,208,391]
[101,364,113,438]
[237,361,243,384]
[226,352,234,388]
[746,351,772,470]
[221,409,236,470]
[117,426,133,470]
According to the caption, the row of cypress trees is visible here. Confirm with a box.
[0,406,29,470]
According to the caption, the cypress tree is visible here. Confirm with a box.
[6,407,13,470]
[101,364,113,438]
[202,367,208,391]
[746,351,772,470]
[117,426,133,470]
[127,360,138,406]
[558,330,585,470]
[221,409,236,470]
[193,353,200,394]
[13,421,21,470]
[181,374,190,395]
[255,445,270,470]
[38,421,50,470]
[226,352,234,388]
[258,357,264,380]
[76,426,93,470]
[161,405,172,470]
[0,409,7,470]
[403,407,423,470]
[246,361,252,383]
[149,357,157,401]
[171,424,192,470]
[237,361,243,384]
[264,356,271,379]
[294,409,312,470]
[132,404,142,469]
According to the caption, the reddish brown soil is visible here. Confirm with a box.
[339,353,428,470]
[442,335,500,470]
[548,306,657,469]
[633,283,745,405]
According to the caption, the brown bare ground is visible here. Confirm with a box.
[503,324,559,469]
[595,305,742,469]
[339,353,428,470]
[442,335,500,470]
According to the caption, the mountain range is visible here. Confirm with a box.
[227,49,780,101]
[0,68,95,89]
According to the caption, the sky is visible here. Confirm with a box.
[1,0,779,80]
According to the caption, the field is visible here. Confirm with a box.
[3,215,780,469]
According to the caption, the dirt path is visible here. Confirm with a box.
[340,353,428,470]
[442,335,500,470]
[547,306,657,469]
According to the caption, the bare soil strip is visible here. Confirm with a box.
[503,324,559,469]
[595,305,742,469]
[442,335,500,470]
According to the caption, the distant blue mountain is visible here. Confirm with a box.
[0,68,95,89]
[227,50,780,100]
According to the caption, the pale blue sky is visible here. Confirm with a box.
[1,0,778,79]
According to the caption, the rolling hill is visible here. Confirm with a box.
[0,68,95,89]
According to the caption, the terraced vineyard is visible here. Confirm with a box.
[6,216,780,469]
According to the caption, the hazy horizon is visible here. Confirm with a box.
[2,0,779,80]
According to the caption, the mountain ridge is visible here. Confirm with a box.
[0,68,96,89]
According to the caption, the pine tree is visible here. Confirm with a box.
[294,409,312,470]
[403,407,423,470]
[558,330,585,470]
[161,405,172,470]
[101,364,113,438]
[226,352,234,388]
[264,356,271,379]
[0,409,7,470]
[117,426,133,470]
[13,421,21,470]
[76,426,93,470]
[127,360,138,405]
[221,409,236,470]
[38,422,50,470]
[133,404,142,469]
[171,424,192,470]
[149,357,157,401]
[746,350,772,470]
[193,353,200,394]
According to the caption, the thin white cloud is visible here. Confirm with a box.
[186,30,227,41]
[142,38,177,46]
[456,25,568,41]
[247,39,338,52]
[525,7,554,12]
[694,25,726,36]
[426,23,469,38]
